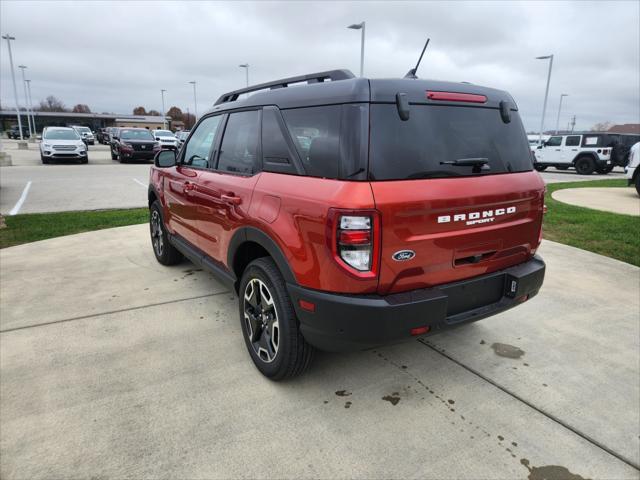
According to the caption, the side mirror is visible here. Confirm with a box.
[155,149,176,168]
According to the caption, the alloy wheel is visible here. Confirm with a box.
[150,210,164,257]
[243,278,280,363]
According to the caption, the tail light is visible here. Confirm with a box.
[328,209,380,279]
[602,149,609,155]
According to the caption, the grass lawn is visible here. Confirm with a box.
[543,179,639,266]
[0,208,148,249]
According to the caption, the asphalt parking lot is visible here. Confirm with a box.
[0,138,630,215]
[1,224,638,479]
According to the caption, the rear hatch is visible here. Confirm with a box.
[368,81,544,294]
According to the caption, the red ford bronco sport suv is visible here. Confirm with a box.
[148,69,546,380]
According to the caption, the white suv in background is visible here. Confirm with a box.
[534,132,615,175]
[71,125,95,145]
[152,129,179,150]
[40,127,88,164]
[625,141,640,196]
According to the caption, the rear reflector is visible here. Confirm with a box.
[410,326,430,336]
[426,91,487,103]
[299,299,316,312]
[339,230,371,245]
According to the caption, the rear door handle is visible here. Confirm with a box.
[221,193,242,205]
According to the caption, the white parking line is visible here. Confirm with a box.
[132,178,147,188]
[9,181,32,216]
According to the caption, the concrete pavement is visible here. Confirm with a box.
[553,187,640,216]
[1,225,638,479]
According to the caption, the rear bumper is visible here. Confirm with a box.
[288,255,545,352]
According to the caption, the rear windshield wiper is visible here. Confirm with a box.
[440,157,490,173]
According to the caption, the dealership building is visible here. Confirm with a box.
[0,111,169,133]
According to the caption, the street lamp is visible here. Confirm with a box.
[239,64,249,88]
[160,89,167,129]
[25,79,36,134]
[536,54,554,144]
[2,34,24,141]
[555,94,568,134]
[347,22,365,77]
[18,65,33,136]
[189,81,198,121]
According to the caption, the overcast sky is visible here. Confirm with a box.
[1,0,638,131]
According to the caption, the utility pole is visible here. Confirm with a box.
[160,89,167,129]
[2,34,24,141]
[535,54,554,144]
[18,65,33,136]
[26,79,36,134]
[555,93,568,134]
[570,115,576,133]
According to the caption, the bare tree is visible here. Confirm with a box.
[39,95,67,112]
[590,121,614,132]
[72,104,91,113]
[166,106,183,121]
[183,112,196,129]
[133,106,147,115]
[147,109,161,116]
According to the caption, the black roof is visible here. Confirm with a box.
[206,69,517,115]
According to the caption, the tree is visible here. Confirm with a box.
[133,106,147,115]
[183,112,196,129]
[72,104,91,113]
[590,121,614,132]
[166,106,183,121]
[148,109,161,116]
[39,96,67,112]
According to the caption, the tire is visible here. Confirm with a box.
[556,165,569,170]
[110,149,117,160]
[575,156,595,175]
[41,154,49,164]
[149,201,183,266]
[635,174,640,197]
[534,164,547,172]
[239,257,314,380]
[81,157,88,164]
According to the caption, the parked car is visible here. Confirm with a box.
[110,128,160,162]
[71,125,95,145]
[534,133,615,174]
[40,126,87,164]
[176,130,190,148]
[527,134,548,152]
[96,128,110,145]
[147,69,546,379]
[7,125,30,139]
[152,129,180,150]
[625,142,640,196]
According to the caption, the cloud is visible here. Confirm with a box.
[1,0,638,130]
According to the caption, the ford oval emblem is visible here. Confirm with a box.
[393,250,415,261]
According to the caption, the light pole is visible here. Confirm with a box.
[555,93,568,134]
[25,79,36,133]
[189,81,198,121]
[347,22,365,77]
[18,65,33,136]
[160,89,167,129]
[239,64,249,88]
[2,34,24,141]
[536,54,554,144]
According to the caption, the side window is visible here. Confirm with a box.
[565,135,580,147]
[582,136,599,147]
[281,105,341,178]
[546,136,562,147]
[217,110,260,174]
[183,115,222,168]
[262,107,298,174]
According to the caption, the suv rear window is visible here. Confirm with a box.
[369,104,532,180]
[281,104,367,180]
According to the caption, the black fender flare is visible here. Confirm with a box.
[571,152,599,165]
[227,226,297,285]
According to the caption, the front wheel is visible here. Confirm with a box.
[149,201,183,265]
[575,156,595,175]
[239,257,314,380]
[534,164,547,172]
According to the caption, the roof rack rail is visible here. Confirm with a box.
[214,69,356,105]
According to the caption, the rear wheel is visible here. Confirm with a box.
[575,156,595,175]
[149,201,183,265]
[239,257,314,380]
[534,164,547,172]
